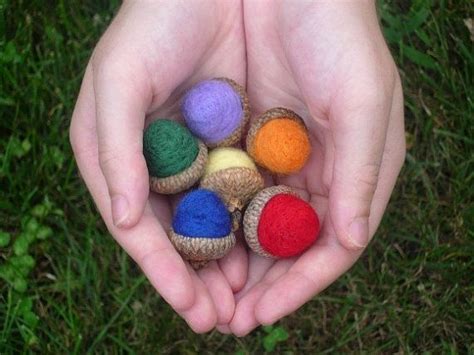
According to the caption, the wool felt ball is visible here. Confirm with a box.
[169,189,236,269]
[243,185,320,258]
[182,78,250,147]
[200,148,264,231]
[143,119,208,194]
[204,147,257,177]
[247,107,311,175]
[173,189,232,238]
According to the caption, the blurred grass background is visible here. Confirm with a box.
[0,0,473,353]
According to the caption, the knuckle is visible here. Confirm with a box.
[322,170,332,193]
[353,163,380,199]
[98,145,147,182]
[69,121,98,162]
[93,54,122,82]
[98,146,120,170]
[91,42,129,82]
[139,247,173,270]
[351,66,397,109]
[360,82,389,108]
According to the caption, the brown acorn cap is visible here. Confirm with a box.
[243,185,300,258]
[150,140,207,194]
[168,229,236,269]
[201,166,264,232]
[200,167,264,212]
[246,107,308,161]
[206,77,250,148]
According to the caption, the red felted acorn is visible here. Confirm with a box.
[243,185,320,258]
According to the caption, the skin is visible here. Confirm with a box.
[70,0,405,336]
[225,0,406,336]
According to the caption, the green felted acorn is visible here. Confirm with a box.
[143,119,207,194]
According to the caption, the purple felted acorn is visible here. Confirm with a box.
[181,78,250,148]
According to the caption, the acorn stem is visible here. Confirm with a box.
[231,210,242,232]
[189,260,209,270]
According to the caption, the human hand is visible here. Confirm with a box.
[70,0,248,332]
[226,0,406,335]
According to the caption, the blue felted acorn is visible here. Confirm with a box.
[169,189,236,269]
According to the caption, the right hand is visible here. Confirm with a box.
[70,0,248,333]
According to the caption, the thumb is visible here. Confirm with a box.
[329,86,392,250]
[93,55,152,229]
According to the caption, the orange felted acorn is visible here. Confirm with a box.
[246,108,311,175]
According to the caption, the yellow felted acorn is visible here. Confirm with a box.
[243,185,320,259]
[182,78,250,148]
[169,189,236,269]
[200,147,264,229]
[246,107,311,175]
[143,119,207,194]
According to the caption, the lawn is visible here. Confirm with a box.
[0,0,473,353]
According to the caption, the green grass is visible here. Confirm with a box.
[1,0,473,353]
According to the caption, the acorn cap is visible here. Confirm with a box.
[201,166,264,231]
[168,229,236,269]
[201,167,264,212]
[150,140,207,194]
[207,77,250,148]
[243,185,300,258]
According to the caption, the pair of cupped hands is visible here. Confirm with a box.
[70,0,405,335]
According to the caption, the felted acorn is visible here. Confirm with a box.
[143,119,207,194]
[200,147,264,230]
[182,78,250,148]
[243,185,320,258]
[169,189,236,269]
[246,107,311,175]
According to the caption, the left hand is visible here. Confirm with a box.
[223,0,406,336]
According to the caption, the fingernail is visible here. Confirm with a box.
[111,194,129,228]
[348,217,369,249]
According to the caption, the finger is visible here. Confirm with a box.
[70,66,196,312]
[227,253,274,336]
[328,73,395,250]
[366,78,405,235]
[230,258,290,337]
[235,253,274,301]
[230,283,266,336]
[254,221,359,325]
[92,51,151,229]
[197,261,235,324]
[156,192,234,326]
[179,266,218,333]
[216,324,232,334]
[218,234,248,292]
